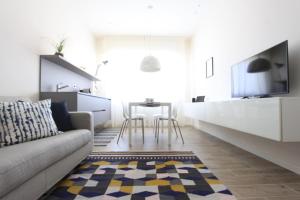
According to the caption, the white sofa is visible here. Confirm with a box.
[0,97,94,200]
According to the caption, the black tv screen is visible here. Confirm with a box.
[231,41,289,98]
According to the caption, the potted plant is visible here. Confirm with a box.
[54,38,66,57]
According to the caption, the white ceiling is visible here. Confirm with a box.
[76,0,202,37]
[1,0,202,38]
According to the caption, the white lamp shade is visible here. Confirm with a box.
[140,56,161,72]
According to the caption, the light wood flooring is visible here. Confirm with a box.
[93,126,300,200]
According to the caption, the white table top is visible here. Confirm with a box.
[129,102,171,107]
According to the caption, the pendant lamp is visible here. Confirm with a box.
[140,55,161,72]
[140,5,161,72]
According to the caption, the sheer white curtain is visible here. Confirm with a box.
[96,37,188,127]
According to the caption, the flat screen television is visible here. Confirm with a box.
[231,41,289,98]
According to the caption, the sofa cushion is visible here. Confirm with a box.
[0,99,60,147]
[51,101,73,132]
[0,129,91,197]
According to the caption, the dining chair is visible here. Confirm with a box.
[154,105,184,144]
[117,103,145,144]
[152,106,166,134]
[133,106,145,133]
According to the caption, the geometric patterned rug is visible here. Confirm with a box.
[45,151,236,200]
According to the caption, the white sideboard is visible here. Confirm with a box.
[184,97,300,142]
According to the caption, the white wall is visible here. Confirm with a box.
[189,0,300,173]
[190,0,300,100]
[95,36,190,127]
[0,0,97,100]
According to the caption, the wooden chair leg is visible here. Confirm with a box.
[172,120,179,138]
[141,119,144,144]
[122,119,128,137]
[175,120,184,144]
[120,120,126,135]
[117,120,126,144]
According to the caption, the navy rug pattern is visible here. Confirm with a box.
[45,152,236,200]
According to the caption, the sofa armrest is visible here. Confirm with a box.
[69,112,94,135]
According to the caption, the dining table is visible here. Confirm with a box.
[128,102,172,147]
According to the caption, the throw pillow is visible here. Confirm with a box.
[51,101,73,131]
[0,99,60,147]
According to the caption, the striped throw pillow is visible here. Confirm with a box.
[0,99,60,147]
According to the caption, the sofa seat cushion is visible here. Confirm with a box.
[0,129,91,197]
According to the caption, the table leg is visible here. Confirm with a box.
[168,104,171,147]
[161,106,164,133]
[134,106,137,133]
[129,104,132,147]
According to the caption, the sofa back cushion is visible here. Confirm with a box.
[0,99,60,147]
[51,101,73,132]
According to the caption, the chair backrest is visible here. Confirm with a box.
[157,103,178,118]
[122,102,129,119]
[172,105,178,118]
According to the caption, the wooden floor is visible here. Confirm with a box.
[93,126,300,200]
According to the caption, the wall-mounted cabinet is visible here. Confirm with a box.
[39,55,111,127]
[40,55,99,92]
[40,92,111,128]
[184,98,300,142]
